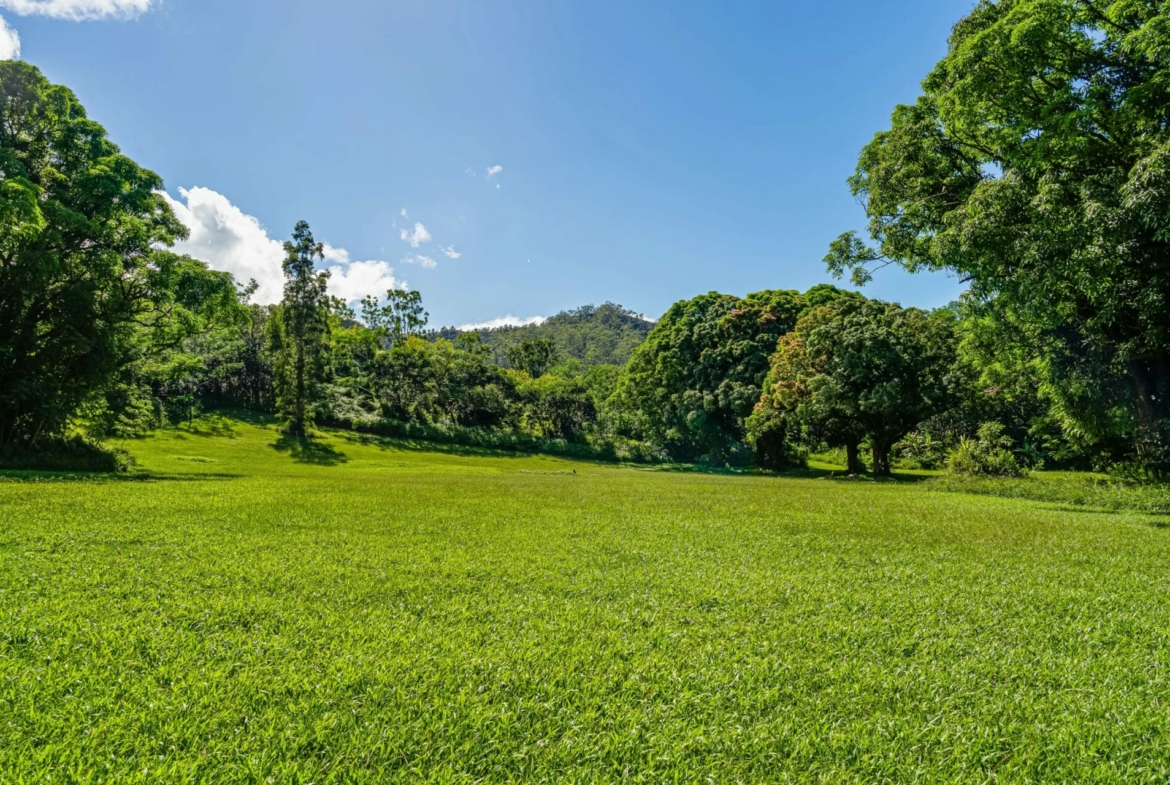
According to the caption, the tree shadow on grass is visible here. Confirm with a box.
[272,434,349,466]
[175,414,242,439]
[0,470,242,484]
[337,431,531,461]
[753,464,934,484]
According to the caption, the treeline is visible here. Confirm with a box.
[6,0,1170,487]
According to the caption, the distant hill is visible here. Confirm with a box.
[436,303,655,368]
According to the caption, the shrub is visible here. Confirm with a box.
[947,423,1026,478]
[893,431,949,470]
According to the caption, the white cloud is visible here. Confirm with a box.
[401,254,437,269]
[161,187,286,304]
[163,186,399,305]
[486,165,503,179]
[457,315,546,331]
[399,221,431,248]
[0,0,154,20]
[400,208,408,218]
[326,260,401,303]
[440,245,462,259]
[322,243,351,265]
[0,15,19,59]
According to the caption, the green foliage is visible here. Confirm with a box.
[515,370,596,441]
[505,338,559,379]
[614,286,860,464]
[893,430,949,471]
[366,336,514,429]
[948,422,1027,478]
[752,299,959,475]
[362,289,429,347]
[5,416,1170,781]
[953,296,1134,468]
[0,62,197,448]
[828,0,1170,470]
[271,222,332,435]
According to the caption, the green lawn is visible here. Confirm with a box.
[3,415,1170,783]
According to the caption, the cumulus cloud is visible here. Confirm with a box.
[326,260,401,303]
[399,221,431,248]
[162,187,286,304]
[163,186,399,305]
[440,245,462,259]
[400,208,407,218]
[0,0,154,20]
[0,15,19,59]
[486,165,503,179]
[457,315,546,331]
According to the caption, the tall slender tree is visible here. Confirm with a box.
[270,221,331,436]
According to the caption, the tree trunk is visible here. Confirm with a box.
[871,441,892,477]
[294,339,306,436]
[846,442,863,475]
[1130,355,1170,473]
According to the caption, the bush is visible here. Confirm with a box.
[0,437,133,473]
[893,431,949,470]
[947,423,1026,478]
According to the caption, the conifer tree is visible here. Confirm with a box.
[270,222,331,436]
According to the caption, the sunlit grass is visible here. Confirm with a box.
[3,414,1170,782]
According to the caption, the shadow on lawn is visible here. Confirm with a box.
[272,434,349,466]
[337,431,533,461]
[778,465,935,484]
[0,470,242,484]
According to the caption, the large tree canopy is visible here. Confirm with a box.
[750,300,959,475]
[0,61,194,447]
[826,0,1170,468]
[611,285,859,462]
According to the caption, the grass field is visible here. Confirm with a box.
[3,415,1170,782]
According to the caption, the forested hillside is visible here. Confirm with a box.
[435,303,653,369]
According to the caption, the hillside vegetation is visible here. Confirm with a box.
[3,415,1170,782]
[435,303,654,369]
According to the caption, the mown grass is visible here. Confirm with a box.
[3,415,1170,782]
[929,471,1170,517]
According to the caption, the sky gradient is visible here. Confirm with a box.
[12,0,975,327]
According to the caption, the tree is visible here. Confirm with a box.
[752,301,958,476]
[271,221,332,435]
[506,338,560,379]
[516,372,596,441]
[0,62,192,448]
[361,289,428,347]
[826,0,1170,472]
[612,286,860,463]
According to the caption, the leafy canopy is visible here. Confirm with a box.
[826,0,1170,465]
[0,61,229,447]
[751,300,959,475]
[612,286,860,463]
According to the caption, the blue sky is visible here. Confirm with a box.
[12,0,974,328]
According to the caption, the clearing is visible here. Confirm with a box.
[2,415,1170,782]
